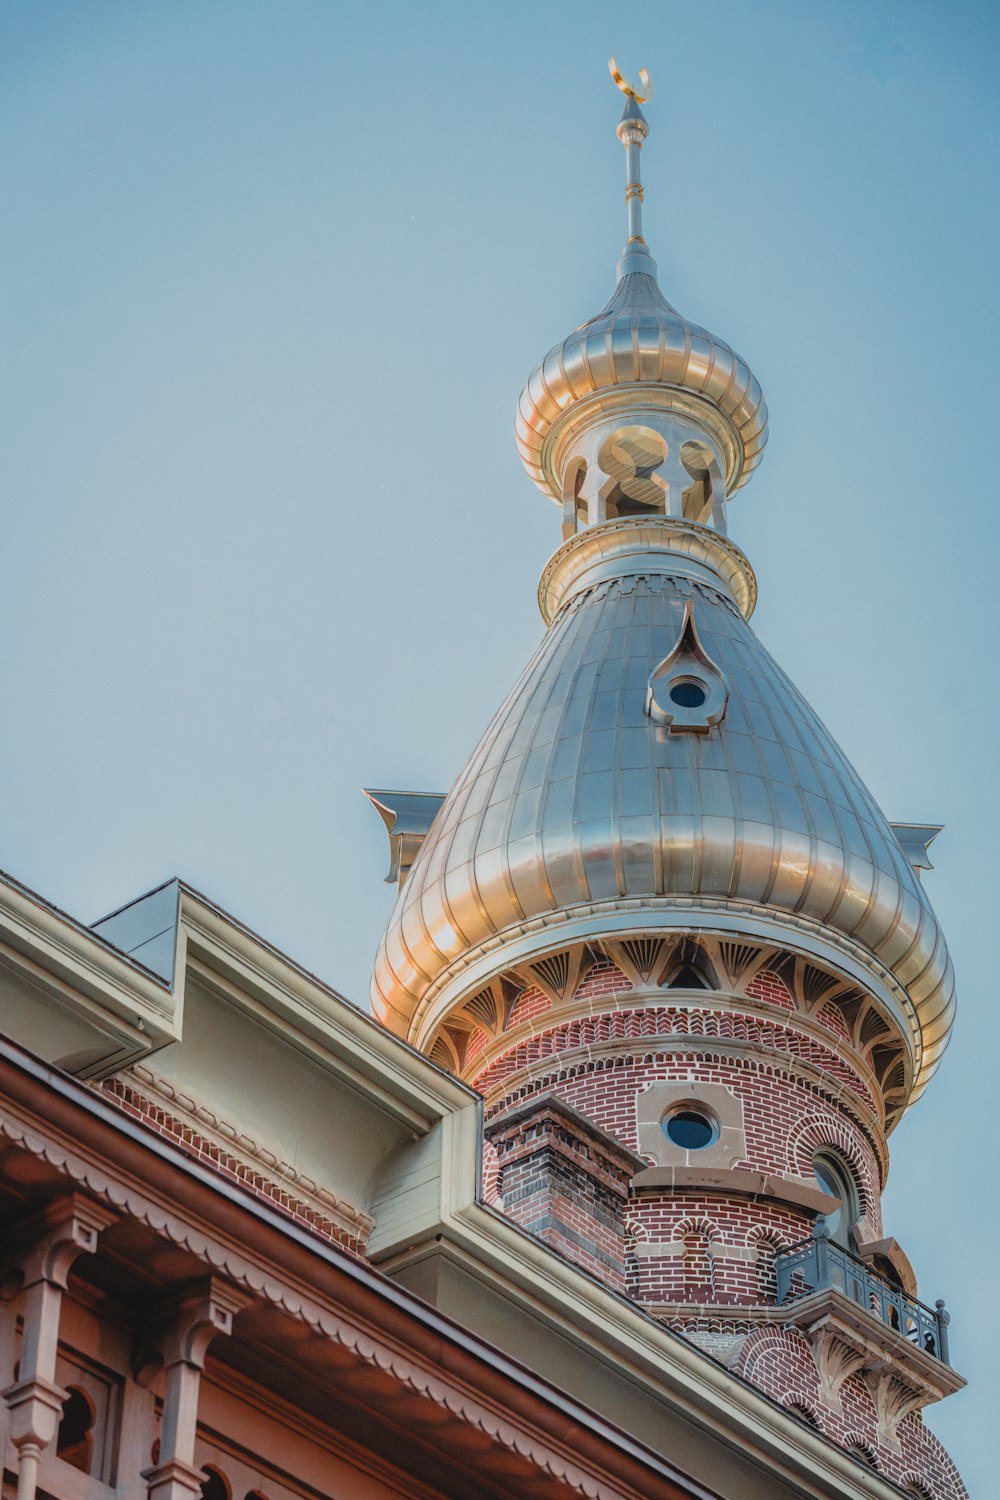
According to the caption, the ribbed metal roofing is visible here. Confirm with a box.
[371,563,953,1105]
[515,270,769,502]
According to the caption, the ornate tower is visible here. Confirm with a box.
[371,62,966,1497]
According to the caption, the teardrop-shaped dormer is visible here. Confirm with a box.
[645,601,729,731]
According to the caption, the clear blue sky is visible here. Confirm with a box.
[1,2,997,1490]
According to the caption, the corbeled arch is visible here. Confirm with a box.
[674,1215,720,1243]
[782,1396,823,1433]
[676,1216,718,1299]
[843,1436,879,1472]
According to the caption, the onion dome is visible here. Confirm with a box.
[370,64,954,1123]
[371,545,954,1114]
[516,89,767,508]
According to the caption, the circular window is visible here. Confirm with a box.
[668,679,707,709]
[662,1108,718,1150]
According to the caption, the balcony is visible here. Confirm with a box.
[773,1220,964,1448]
[776,1220,953,1363]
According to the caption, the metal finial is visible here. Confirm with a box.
[608,56,654,104]
[609,56,656,280]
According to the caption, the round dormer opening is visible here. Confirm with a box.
[668,679,708,709]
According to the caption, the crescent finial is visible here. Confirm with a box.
[608,56,654,105]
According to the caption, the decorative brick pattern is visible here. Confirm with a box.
[814,1000,854,1045]
[464,1026,490,1066]
[574,957,633,1000]
[736,1326,969,1500]
[506,984,552,1030]
[101,1078,371,1255]
[480,1044,883,1215]
[475,1004,879,1117]
[474,962,889,1320]
[624,1192,810,1308]
[485,1095,643,1295]
[464,938,960,1489]
[745,970,796,1011]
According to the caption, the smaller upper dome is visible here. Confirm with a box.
[515,88,768,506]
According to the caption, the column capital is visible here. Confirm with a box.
[2,1372,67,1451]
[136,1276,251,1374]
[1,1191,119,1292]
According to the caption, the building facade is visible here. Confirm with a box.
[0,63,967,1500]
[370,62,967,1499]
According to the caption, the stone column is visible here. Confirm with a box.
[138,1279,250,1500]
[1,1193,118,1500]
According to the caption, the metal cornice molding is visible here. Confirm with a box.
[371,571,954,1107]
[515,273,768,503]
[538,517,757,623]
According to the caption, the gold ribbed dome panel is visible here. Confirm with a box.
[371,568,953,1103]
[516,271,768,501]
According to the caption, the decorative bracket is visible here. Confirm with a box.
[363,789,446,887]
[889,823,942,878]
[862,1365,926,1452]
[808,1327,867,1412]
[785,1286,965,1426]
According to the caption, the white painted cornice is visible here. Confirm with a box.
[0,870,474,1135]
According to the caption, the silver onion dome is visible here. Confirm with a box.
[516,271,768,504]
[370,65,954,1119]
[516,91,767,506]
[371,525,954,1109]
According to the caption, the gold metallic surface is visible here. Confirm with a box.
[517,64,767,508]
[537,517,757,624]
[516,268,768,506]
[608,56,654,104]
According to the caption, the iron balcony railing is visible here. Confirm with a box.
[774,1219,952,1366]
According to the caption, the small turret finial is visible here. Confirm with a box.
[608,56,654,104]
[608,57,657,281]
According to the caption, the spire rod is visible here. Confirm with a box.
[608,57,658,282]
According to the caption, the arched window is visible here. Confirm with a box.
[200,1468,231,1500]
[56,1386,95,1474]
[813,1151,859,1249]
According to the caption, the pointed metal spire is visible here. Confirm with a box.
[608,56,658,280]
